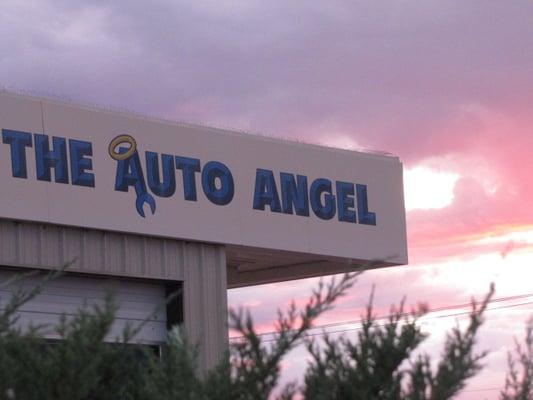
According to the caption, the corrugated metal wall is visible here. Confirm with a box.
[183,243,228,371]
[0,219,228,372]
[0,219,189,280]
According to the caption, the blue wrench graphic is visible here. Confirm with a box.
[109,135,157,218]
[134,178,156,218]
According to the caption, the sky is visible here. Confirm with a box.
[1,0,533,398]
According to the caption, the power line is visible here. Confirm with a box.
[228,294,531,396]
[313,291,533,331]
[229,291,533,342]
[254,300,533,343]
[462,387,500,393]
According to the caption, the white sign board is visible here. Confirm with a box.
[0,91,407,265]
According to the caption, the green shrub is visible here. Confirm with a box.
[0,270,528,400]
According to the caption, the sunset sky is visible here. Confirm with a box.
[2,1,533,398]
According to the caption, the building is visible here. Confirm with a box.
[0,90,407,371]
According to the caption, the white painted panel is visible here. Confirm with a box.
[0,270,167,344]
[0,91,407,268]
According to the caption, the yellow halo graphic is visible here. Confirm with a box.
[108,134,137,161]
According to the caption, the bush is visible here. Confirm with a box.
[0,270,527,399]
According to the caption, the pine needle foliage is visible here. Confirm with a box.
[0,269,528,400]
[303,285,494,400]
[500,317,533,400]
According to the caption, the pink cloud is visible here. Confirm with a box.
[2,1,533,397]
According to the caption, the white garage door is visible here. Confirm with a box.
[0,270,168,344]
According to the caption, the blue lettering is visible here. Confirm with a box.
[175,156,200,201]
[201,161,234,206]
[310,178,336,220]
[34,134,69,184]
[146,152,176,197]
[69,139,95,187]
[336,181,356,223]
[2,129,32,178]
[280,173,309,216]
[356,184,376,225]
[114,149,147,193]
[253,169,281,212]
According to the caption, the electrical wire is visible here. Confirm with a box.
[462,387,500,393]
[253,300,533,343]
[228,293,533,396]
[228,293,533,395]
[229,291,533,342]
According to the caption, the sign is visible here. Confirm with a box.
[0,91,407,264]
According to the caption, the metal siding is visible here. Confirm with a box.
[183,243,228,372]
[0,218,228,371]
[19,223,41,266]
[125,235,145,276]
[83,229,106,272]
[0,220,17,264]
[63,226,83,269]
[105,232,126,275]
[0,219,188,281]
[146,237,163,277]
[41,224,62,266]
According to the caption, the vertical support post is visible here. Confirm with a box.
[183,242,228,373]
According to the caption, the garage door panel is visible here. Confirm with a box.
[0,270,168,344]
[0,294,167,322]
[9,311,167,344]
